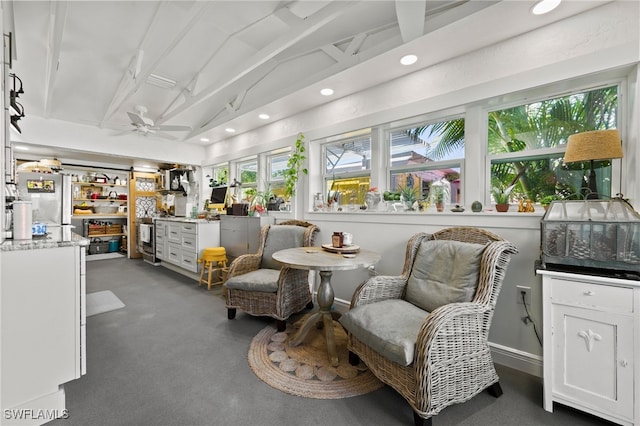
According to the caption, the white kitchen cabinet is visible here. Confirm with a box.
[1,241,86,425]
[154,219,220,278]
[539,270,640,426]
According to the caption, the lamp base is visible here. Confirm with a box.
[586,160,599,199]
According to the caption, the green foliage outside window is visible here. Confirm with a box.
[489,85,618,201]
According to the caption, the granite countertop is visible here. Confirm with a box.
[1,225,89,251]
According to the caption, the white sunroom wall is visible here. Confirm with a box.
[204,2,640,376]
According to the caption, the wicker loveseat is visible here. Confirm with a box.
[339,227,518,426]
[225,220,319,331]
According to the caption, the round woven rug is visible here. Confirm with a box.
[248,315,384,399]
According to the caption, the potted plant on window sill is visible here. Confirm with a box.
[282,133,308,210]
[539,194,562,211]
[399,185,419,211]
[492,184,515,212]
[429,180,451,212]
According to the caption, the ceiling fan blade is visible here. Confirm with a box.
[150,125,192,132]
[127,112,146,126]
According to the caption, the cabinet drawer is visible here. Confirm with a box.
[551,278,633,313]
[181,234,197,253]
[181,223,197,235]
[181,251,198,272]
[167,223,182,243]
[167,243,181,264]
[155,245,165,259]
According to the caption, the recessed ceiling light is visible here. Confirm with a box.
[225,128,236,133]
[200,137,210,142]
[320,88,334,96]
[400,54,418,66]
[531,0,561,15]
[258,113,270,120]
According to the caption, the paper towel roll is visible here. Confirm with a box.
[13,201,33,240]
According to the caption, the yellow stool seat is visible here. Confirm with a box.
[197,247,229,290]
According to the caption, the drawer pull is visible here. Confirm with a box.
[583,290,595,296]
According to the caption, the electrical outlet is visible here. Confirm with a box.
[516,285,531,305]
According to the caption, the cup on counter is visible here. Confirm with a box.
[343,232,353,246]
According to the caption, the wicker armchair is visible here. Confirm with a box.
[339,227,518,426]
[225,220,319,331]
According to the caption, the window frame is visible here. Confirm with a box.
[485,80,624,205]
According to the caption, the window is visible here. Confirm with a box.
[210,163,228,187]
[267,150,289,199]
[388,118,464,206]
[488,85,619,203]
[323,133,372,207]
[237,158,257,201]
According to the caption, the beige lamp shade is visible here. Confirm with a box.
[564,129,622,164]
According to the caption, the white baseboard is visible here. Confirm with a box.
[489,342,543,378]
[331,297,543,378]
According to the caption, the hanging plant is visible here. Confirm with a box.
[283,133,308,199]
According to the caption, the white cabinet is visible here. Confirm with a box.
[154,219,220,276]
[539,270,639,426]
[1,244,86,424]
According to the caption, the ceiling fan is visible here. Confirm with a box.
[126,105,191,140]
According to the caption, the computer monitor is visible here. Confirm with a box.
[209,185,228,211]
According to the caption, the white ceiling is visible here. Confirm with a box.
[7,0,609,168]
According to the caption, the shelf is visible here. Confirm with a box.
[87,233,126,238]
[73,182,127,187]
[72,214,127,218]
[73,198,127,202]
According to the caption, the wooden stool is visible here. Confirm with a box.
[197,247,229,290]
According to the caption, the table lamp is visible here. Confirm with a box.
[564,129,622,199]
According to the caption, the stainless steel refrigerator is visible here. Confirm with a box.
[16,172,72,226]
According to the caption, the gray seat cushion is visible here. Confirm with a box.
[224,269,281,293]
[339,299,428,366]
[405,239,485,312]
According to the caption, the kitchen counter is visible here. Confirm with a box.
[1,225,89,251]
[152,216,220,224]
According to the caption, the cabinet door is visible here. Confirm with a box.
[221,217,248,258]
[552,304,634,419]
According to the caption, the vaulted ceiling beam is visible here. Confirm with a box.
[100,1,211,124]
[44,1,68,116]
[395,0,426,43]
[164,1,359,128]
